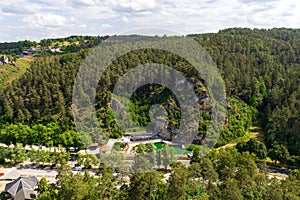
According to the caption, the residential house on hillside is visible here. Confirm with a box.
[19,51,31,57]
[99,145,110,154]
[50,48,61,53]
[0,55,9,65]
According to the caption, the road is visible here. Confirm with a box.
[0,164,98,186]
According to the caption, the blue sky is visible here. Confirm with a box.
[0,0,299,42]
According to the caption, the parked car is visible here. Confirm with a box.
[187,151,193,158]
[73,166,82,171]
[32,164,39,169]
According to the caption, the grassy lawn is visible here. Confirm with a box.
[0,56,32,91]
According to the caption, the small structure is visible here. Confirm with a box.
[50,48,61,53]
[19,51,32,57]
[15,188,36,200]
[0,143,8,148]
[5,176,39,199]
[122,137,130,143]
[68,147,75,152]
[99,145,110,154]
[89,143,99,150]
[0,55,9,65]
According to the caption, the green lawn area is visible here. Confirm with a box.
[154,142,189,155]
[0,56,32,91]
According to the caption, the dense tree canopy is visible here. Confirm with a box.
[33,147,300,200]
[0,28,299,165]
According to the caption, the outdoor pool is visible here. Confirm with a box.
[154,142,189,155]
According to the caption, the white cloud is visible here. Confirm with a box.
[67,0,97,8]
[0,0,300,41]
[0,0,42,15]
[238,0,300,28]
[23,13,66,28]
[121,16,129,23]
[68,16,88,28]
[106,0,157,12]
[101,23,111,28]
[2,6,34,15]
[70,16,77,22]
[0,10,3,20]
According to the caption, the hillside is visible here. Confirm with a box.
[0,56,32,91]
[0,28,299,167]
[191,28,300,153]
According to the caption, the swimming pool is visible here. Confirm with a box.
[154,142,189,155]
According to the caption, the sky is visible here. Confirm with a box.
[0,0,299,42]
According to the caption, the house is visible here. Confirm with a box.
[19,51,31,57]
[50,48,61,53]
[89,143,99,150]
[99,145,110,154]
[0,55,9,65]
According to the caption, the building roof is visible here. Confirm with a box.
[89,143,99,147]
[5,176,39,198]
[99,145,110,151]
[14,188,36,200]
[0,143,8,147]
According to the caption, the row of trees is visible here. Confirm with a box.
[0,144,70,166]
[36,147,300,200]
[0,35,109,56]
[0,122,85,149]
[0,40,37,55]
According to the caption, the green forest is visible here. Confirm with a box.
[0,28,300,199]
[1,28,299,157]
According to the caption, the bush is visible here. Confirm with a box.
[236,139,267,159]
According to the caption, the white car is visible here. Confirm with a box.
[73,166,82,171]
[32,164,39,169]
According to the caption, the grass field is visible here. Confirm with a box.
[0,56,32,91]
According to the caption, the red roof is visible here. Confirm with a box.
[99,145,110,151]
[89,143,98,147]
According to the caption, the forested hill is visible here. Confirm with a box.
[190,28,300,155]
[0,28,299,166]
